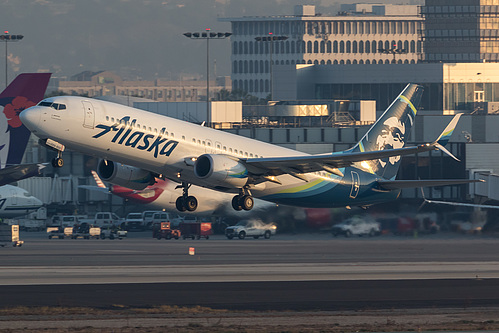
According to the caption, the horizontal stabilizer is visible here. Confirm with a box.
[78,185,111,193]
[424,198,499,209]
[378,179,483,191]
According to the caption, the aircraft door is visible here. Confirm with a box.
[349,171,360,199]
[82,101,95,129]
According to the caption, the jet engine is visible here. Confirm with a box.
[194,154,248,188]
[97,160,155,191]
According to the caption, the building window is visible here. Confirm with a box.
[340,41,344,53]
[314,41,319,53]
[327,41,331,53]
[333,41,338,53]
[307,41,312,53]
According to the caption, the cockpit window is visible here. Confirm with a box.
[37,101,66,110]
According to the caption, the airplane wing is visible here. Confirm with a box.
[423,198,499,209]
[244,114,462,179]
[78,185,111,194]
[0,163,47,186]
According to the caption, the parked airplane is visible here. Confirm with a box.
[0,73,51,185]
[20,83,479,213]
[80,170,275,215]
[421,189,499,209]
[0,184,42,218]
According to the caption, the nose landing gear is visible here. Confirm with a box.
[51,151,64,168]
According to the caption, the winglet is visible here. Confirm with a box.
[435,113,463,147]
[432,113,463,161]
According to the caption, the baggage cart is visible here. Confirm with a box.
[179,222,212,240]
[0,224,24,247]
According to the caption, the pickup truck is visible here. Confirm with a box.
[123,212,144,231]
[80,212,122,229]
[225,219,277,240]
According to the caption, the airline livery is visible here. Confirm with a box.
[20,84,478,213]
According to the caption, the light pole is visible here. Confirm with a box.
[183,29,231,126]
[0,31,23,88]
[255,33,288,101]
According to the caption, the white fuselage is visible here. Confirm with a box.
[22,97,342,204]
[0,185,43,218]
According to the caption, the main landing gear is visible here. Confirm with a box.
[231,188,254,211]
[175,182,198,212]
[52,151,64,168]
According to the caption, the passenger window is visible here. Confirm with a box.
[192,138,196,143]
[182,135,185,140]
[250,153,253,157]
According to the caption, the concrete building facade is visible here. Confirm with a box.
[220,4,423,98]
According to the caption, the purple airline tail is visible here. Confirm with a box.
[0,73,51,166]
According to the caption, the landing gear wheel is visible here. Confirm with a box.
[52,157,64,168]
[241,195,254,211]
[232,196,242,211]
[185,196,198,212]
[176,197,186,212]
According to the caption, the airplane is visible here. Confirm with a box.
[20,83,480,213]
[80,170,275,216]
[0,184,43,218]
[420,188,499,210]
[0,73,51,185]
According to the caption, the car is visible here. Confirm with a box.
[331,216,381,237]
[225,219,277,240]
[122,212,144,231]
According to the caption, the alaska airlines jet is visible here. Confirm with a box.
[0,184,42,218]
[20,84,478,213]
[80,170,274,215]
[0,73,51,185]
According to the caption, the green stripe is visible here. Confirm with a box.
[399,95,417,115]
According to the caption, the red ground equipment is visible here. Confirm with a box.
[179,222,212,240]
[152,222,181,240]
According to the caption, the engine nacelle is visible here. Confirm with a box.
[97,160,154,191]
[194,154,248,189]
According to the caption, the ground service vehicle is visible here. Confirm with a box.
[225,219,276,240]
[47,226,65,239]
[180,221,212,240]
[0,225,23,247]
[152,222,181,240]
[331,216,381,237]
[100,226,127,239]
[123,212,144,231]
[80,212,122,229]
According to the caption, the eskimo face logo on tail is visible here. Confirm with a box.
[92,116,178,158]
[375,117,406,167]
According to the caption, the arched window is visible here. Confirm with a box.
[233,42,238,55]
[260,79,264,93]
[410,40,415,53]
[385,59,390,64]
[320,41,325,53]
[249,41,253,54]
[244,41,248,54]
[233,80,238,90]
[249,80,254,92]
[244,61,248,73]
[372,59,377,64]
[340,60,345,64]
[320,60,325,64]
[286,41,290,54]
[340,41,345,53]
[379,41,384,51]
[327,41,332,53]
[254,80,259,92]
[265,80,269,93]
[307,41,312,53]
[291,40,295,53]
[346,41,351,53]
[366,59,370,64]
[314,60,319,64]
[397,40,402,49]
[314,41,319,53]
[238,61,243,74]
[403,60,409,64]
[352,41,357,53]
[243,80,248,92]
[404,40,409,51]
[352,60,357,64]
[260,60,264,73]
[333,41,338,53]
[333,60,338,64]
[385,40,390,50]
[327,60,332,64]
[365,41,370,53]
[233,61,238,74]
[359,41,364,53]
[249,61,253,73]
[410,59,416,64]
[265,60,269,73]
[372,41,376,53]
[307,60,312,64]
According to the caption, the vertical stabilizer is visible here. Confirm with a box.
[0,73,51,167]
[351,83,424,180]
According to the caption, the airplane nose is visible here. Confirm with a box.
[20,106,41,130]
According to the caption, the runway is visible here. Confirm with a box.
[1,232,499,310]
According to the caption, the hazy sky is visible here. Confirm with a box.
[0,0,422,82]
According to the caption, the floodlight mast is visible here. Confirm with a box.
[183,30,232,126]
[0,32,24,88]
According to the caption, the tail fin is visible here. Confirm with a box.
[91,170,107,188]
[0,73,51,167]
[351,83,424,180]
